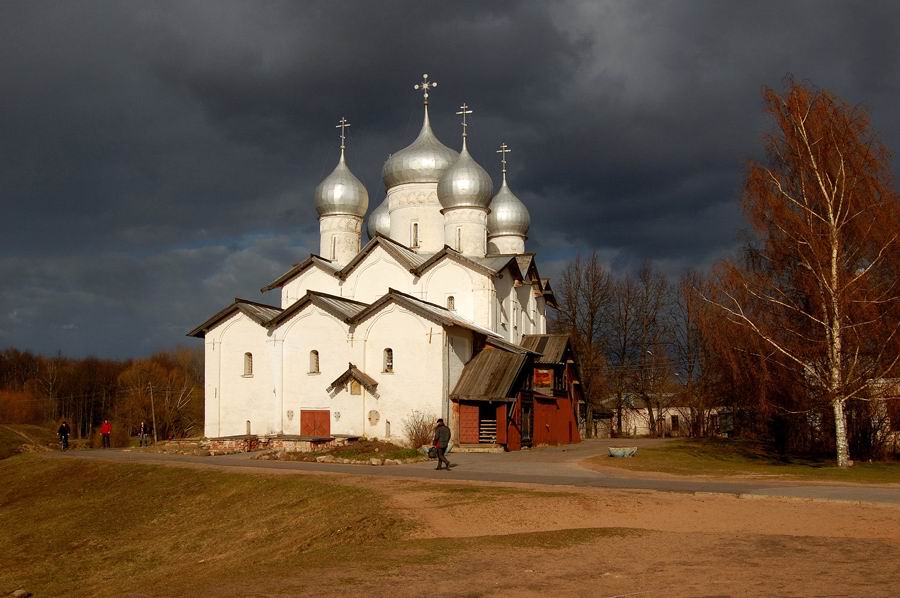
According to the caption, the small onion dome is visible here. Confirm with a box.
[315,151,369,218]
[487,178,530,237]
[367,196,391,238]
[437,139,493,210]
[382,107,458,189]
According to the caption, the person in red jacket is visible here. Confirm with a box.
[100,419,112,449]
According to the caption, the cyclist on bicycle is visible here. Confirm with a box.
[57,421,70,451]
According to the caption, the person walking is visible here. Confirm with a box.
[433,418,452,470]
[57,421,70,451]
[138,421,149,447]
[100,419,112,449]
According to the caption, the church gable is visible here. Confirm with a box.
[260,254,339,293]
[187,298,281,338]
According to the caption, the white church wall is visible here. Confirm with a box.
[493,272,515,340]
[421,260,477,321]
[387,182,445,253]
[205,312,273,438]
[342,246,417,303]
[514,284,533,341]
[357,305,445,443]
[277,306,352,436]
[280,267,341,308]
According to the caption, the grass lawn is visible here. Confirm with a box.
[591,438,900,484]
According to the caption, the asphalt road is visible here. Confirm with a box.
[60,439,900,506]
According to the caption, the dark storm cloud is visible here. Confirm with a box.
[1,0,898,357]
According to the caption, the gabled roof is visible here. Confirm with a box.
[521,334,571,365]
[267,290,367,328]
[337,234,428,279]
[326,363,379,396]
[260,254,339,293]
[415,246,498,278]
[451,348,529,402]
[187,298,282,338]
[540,278,557,306]
[472,255,524,279]
[353,288,498,337]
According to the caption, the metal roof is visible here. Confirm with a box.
[261,255,339,293]
[186,298,282,338]
[268,291,367,327]
[450,348,529,402]
[354,288,500,338]
[521,334,570,364]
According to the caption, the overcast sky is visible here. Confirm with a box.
[1,0,898,358]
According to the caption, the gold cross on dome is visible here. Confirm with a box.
[414,73,437,105]
[497,142,511,174]
[456,103,473,137]
[336,117,350,149]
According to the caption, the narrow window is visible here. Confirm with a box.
[309,350,320,374]
[349,379,361,395]
[447,295,455,311]
[383,348,394,373]
[411,222,419,248]
[331,237,336,260]
[243,352,253,376]
[455,227,462,252]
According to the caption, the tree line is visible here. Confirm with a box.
[0,346,203,442]
[554,79,899,466]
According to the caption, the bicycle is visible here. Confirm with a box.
[58,434,69,451]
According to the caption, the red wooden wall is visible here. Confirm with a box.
[458,403,479,444]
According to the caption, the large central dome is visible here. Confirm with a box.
[382,107,458,189]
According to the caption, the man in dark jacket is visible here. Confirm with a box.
[57,421,70,450]
[433,418,452,470]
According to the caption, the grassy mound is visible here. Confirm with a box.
[591,438,900,484]
[282,438,422,462]
[0,455,410,596]
[0,424,59,459]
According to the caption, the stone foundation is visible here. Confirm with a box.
[203,435,349,455]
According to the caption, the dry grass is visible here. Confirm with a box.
[0,454,411,596]
[591,438,900,484]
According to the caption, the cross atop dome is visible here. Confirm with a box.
[336,117,350,151]
[456,103,472,139]
[414,73,437,105]
[497,142,511,181]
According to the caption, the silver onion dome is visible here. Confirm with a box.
[315,150,369,218]
[437,139,493,210]
[366,196,391,238]
[382,107,458,189]
[487,178,530,237]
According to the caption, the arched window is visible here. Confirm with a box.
[383,348,394,373]
[411,222,419,248]
[309,350,320,374]
[447,295,455,311]
[243,352,253,377]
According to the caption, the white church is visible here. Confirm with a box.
[188,75,560,446]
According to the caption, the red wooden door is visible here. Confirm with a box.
[300,410,331,437]
[459,403,479,444]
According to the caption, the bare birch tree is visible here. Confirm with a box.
[705,79,900,467]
